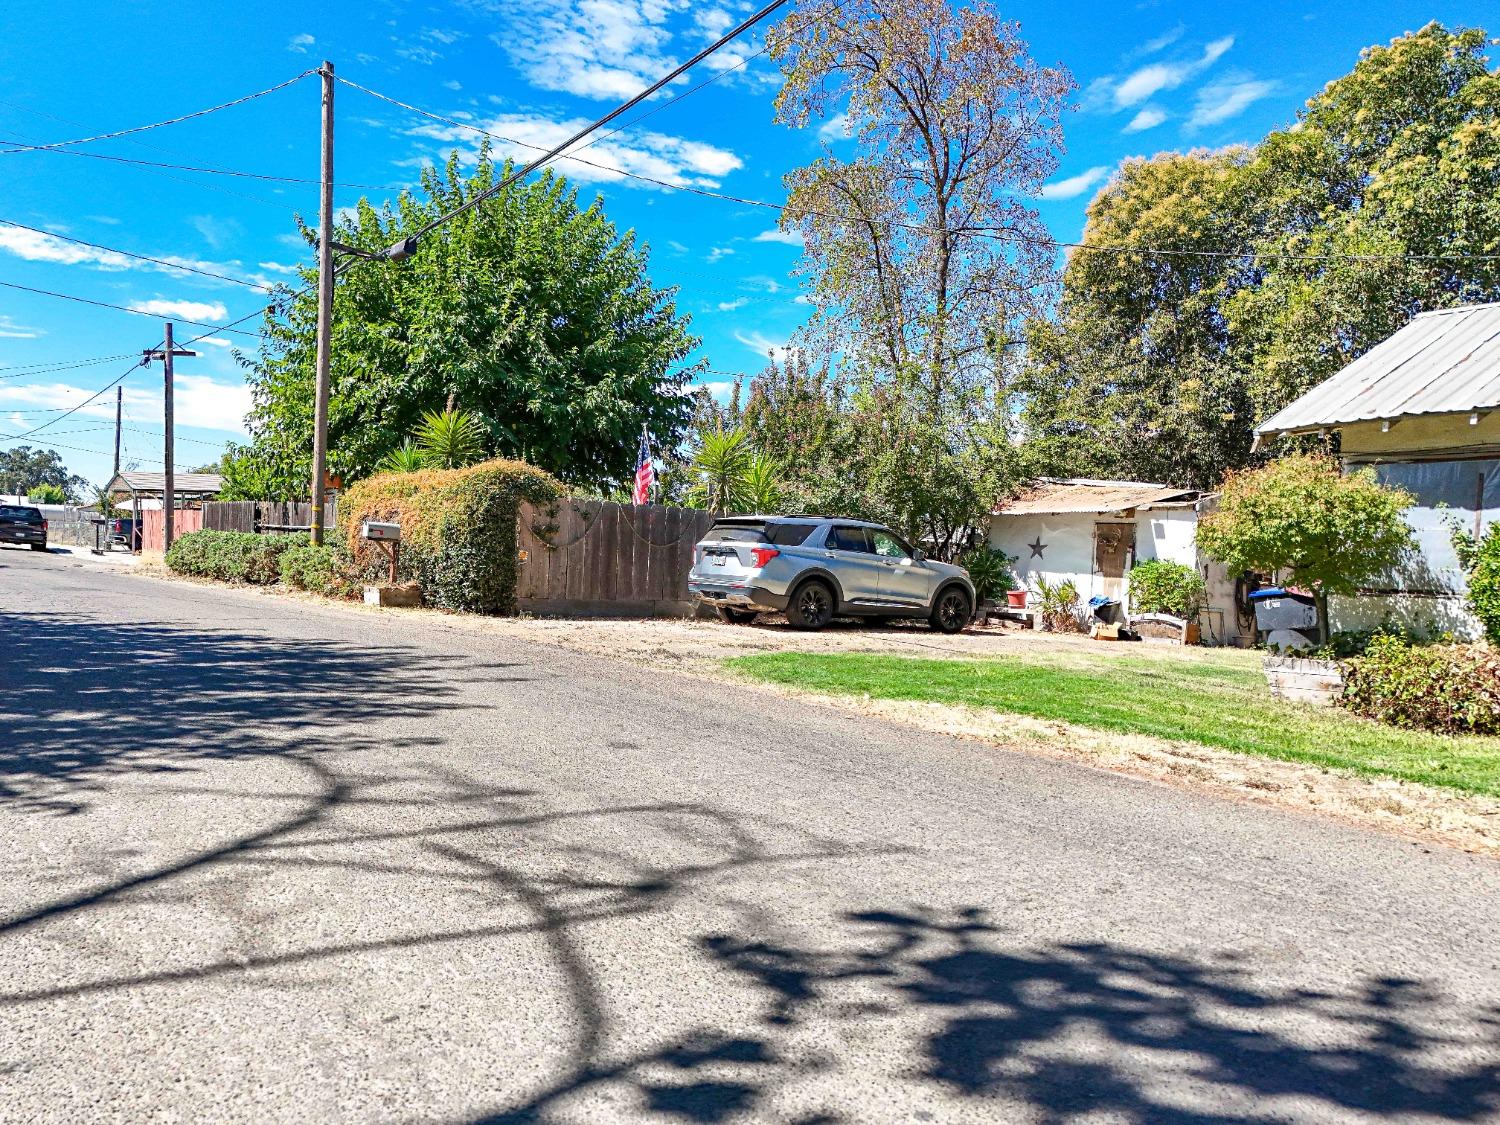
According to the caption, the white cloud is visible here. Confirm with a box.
[1134,25,1185,57]
[443,79,463,92]
[706,247,734,263]
[1124,106,1169,133]
[287,33,315,54]
[700,379,736,402]
[1104,35,1235,109]
[0,377,250,434]
[0,226,131,269]
[717,298,748,311]
[742,275,782,294]
[794,294,814,306]
[0,315,41,339]
[666,240,688,254]
[733,330,788,360]
[753,229,803,247]
[127,299,229,322]
[1039,165,1111,200]
[818,113,851,142]
[492,0,689,101]
[190,214,241,250]
[409,112,743,191]
[197,337,234,349]
[1188,75,1278,127]
[257,260,302,275]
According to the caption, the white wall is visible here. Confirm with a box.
[989,506,1249,645]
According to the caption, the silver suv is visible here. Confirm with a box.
[687,516,976,633]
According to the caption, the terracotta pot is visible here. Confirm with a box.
[1006,589,1027,609]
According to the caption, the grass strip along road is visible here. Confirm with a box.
[728,650,1500,797]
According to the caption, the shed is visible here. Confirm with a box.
[988,478,1244,645]
[1255,302,1500,638]
[105,471,223,553]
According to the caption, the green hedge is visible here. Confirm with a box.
[279,543,359,599]
[339,458,563,614]
[165,530,307,584]
[1340,636,1500,734]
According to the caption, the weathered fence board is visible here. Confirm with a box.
[202,501,336,534]
[141,508,203,553]
[516,498,714,617]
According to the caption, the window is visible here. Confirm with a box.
[870,530,912,559]
[705,520,767,543]
[829,526,872,553]
[767,522,816,546]
[0,506,41,521]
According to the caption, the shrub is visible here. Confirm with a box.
[1128,559,1207,621]
[1340,636,1500,734]
[1460,524,1500,644]
[1034,575,1082,632]
[958,547,1017,604]
[165,529,307,584]
[279,543,358,599]
[340,458,563,614]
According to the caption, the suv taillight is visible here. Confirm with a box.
[41,519,48,532]
[749,546,779,568]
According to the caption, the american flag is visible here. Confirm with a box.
[632,428,655,506]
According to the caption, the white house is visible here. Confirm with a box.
[989,478,1247,645]
[1255,302,1500,639]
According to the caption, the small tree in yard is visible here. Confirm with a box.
[1196,454,1415,641]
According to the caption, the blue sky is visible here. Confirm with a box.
[0,0,1485,488]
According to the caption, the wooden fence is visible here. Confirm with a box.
[141,508,203,553]
[202,501,337,533]
[516,498,715,617]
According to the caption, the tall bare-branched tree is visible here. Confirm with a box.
[762,0,1071,554]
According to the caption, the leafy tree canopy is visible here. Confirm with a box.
[1019,23,1500,488]
[0,446,87,500]
[242,147,699,493]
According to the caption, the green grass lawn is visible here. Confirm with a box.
[727,649,1500,797]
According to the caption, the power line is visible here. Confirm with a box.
[0,72,316,155]
[0,280,269,337]
[13,142,412,190]
[0,352,150,441]
[342,86,1500,268]
[0,218,275,292]
[0,353,138,380]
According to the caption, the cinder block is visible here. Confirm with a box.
[364,583,422,608]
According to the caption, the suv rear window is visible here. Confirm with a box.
[0,506,42,521]
[766,522,816,546]
[705,520,768,543]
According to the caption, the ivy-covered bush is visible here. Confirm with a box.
[1340,636,1500,734]
[165,529,307,584]
[339,458,563,614]
[279,543,359,599]
[1128,559,1207,621]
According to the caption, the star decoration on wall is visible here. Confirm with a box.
[1027,536,1047,559]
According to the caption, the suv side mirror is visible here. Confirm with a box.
[912,548,926,563]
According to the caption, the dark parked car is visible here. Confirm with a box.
[0,505,47,550]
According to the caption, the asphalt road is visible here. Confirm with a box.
[3,546,1499,1124]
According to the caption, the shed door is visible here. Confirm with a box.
[1094,522,1135,600]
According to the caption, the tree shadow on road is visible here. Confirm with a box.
[0,610,523,814]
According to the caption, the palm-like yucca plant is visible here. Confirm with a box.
[689,426,753,512]
[739,452,784,514]
[415,408,486,469]
[376,440,425,474]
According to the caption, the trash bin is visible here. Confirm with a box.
[1088,595,1123,625]
[1248,587,1319,650]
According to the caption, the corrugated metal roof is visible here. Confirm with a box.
[1257,302,1500,435]
[994,478,1200,516]
[107,471,223,495]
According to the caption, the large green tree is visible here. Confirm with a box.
[1019,23,1500,489]
[0,446,87,499]
[243,149,700,491]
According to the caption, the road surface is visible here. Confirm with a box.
[2,546,1498,1123]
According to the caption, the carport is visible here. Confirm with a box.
[104,471,223,552]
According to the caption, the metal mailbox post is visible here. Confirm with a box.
[361,520,401,584]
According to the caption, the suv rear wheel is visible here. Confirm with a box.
[929,586,972,635]
[786,579,835,630]
[716,606,759,625]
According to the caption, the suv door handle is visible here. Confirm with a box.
[824,551,837,559]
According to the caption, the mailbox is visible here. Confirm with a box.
[361,521,401,542]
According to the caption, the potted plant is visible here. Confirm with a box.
[1127,559,1207,644]
[957,546,1018,616]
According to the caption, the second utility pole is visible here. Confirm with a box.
[112,385,122,478]
[309,59,335,546]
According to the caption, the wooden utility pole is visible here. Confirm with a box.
[310,59,335,545]
[112,385,122,479]
[143,323,196,552]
